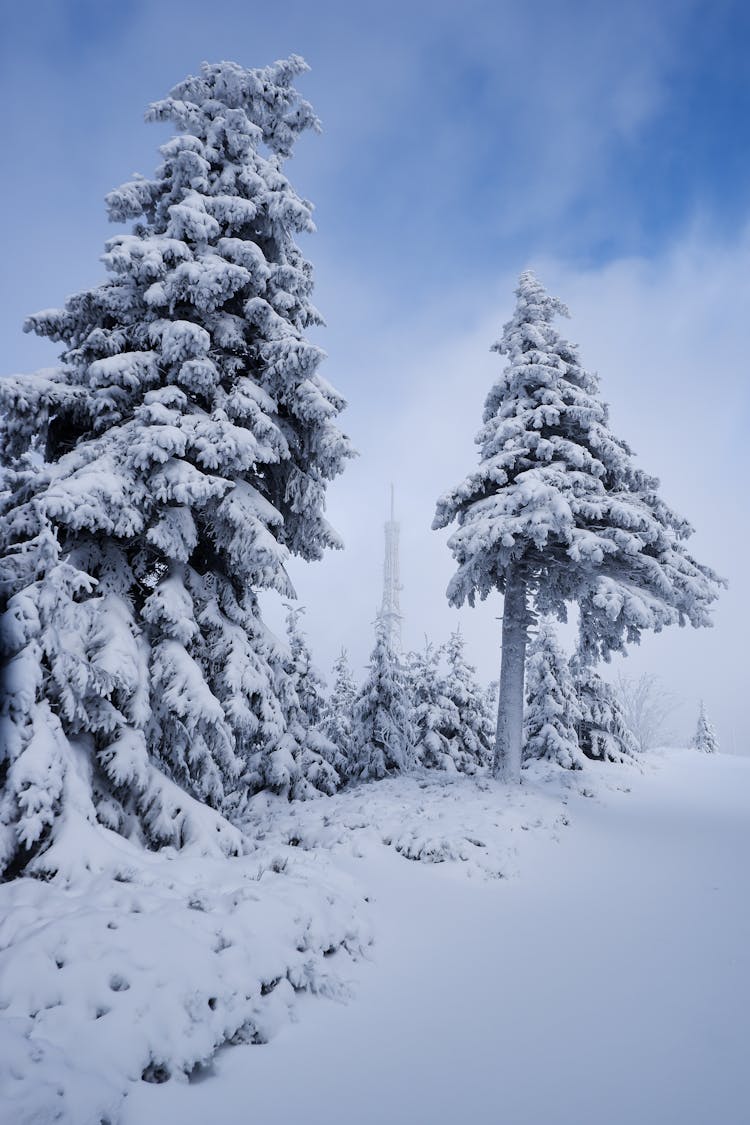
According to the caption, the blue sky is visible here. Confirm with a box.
[2,0,749,749]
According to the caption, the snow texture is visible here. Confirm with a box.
[122,749,750,1125]
[0,833,369,1125]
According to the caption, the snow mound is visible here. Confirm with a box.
[246,766,602,882]
[0,837,370,1125]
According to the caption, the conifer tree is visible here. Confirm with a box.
[320,649,358,779]
[572,660,639,762]
[523,619,583,770]
[692,701,719,754]
[441,629,493,770]
[434,271,723,783]
[407,641,458,771]
[407,633,492,774]
[0,58,352,876]
[352,620,414,780]
[482,680,500,748]
[244,606,341,800]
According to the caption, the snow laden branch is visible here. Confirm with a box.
[433,271,724,782]
[0,57,353,878]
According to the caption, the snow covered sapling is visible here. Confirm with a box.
[433,271,723,783]
[0,58,352,877]
[523,619,583,770]
[352,619,414,781]
[441,629,493,770]
[572,660,638,762]
[407,641,458,771]
[320,649,359,778]
[692,701,719,754]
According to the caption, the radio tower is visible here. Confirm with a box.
[379,484,403,651]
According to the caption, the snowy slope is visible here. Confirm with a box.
[123,749,750,1125]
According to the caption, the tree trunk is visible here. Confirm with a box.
[493,567,529,783]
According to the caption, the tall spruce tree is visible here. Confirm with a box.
[0,58,352,876]
[523,619,583,770]
[433,271,723,783]
[352,619,414,781]
[692,701,719,754]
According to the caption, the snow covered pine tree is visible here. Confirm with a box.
[571,659,638,763]
[407,640,458,771]
[0,58,352,877]
[442,628,494,770]
[408,633,492,773]
[320,648,359,778]
[433,271,723,783]
[524,619,583,770]
[248,605,344,800]
[692,701,719,754]
[352,619,414,781]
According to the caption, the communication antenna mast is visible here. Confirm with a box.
[379,484,403,650]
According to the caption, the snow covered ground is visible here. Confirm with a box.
[120,748,750,1125]
[2,748,748,1125]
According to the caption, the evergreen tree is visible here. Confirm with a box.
[572,660,639,762]
[433,271,723,783]
[692,701,719,754]
[244,606,341,800]
[407,640,458,771]
[320,649,358,778]
[352,620,414,781]
[441,629,493,770]
[523,619,583,770]
[482,680,500,748]
[0,58,352,876]
[407,633,492,774]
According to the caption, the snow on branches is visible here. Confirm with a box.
[523,619,583,770]
[352,620,414,781]
[434,271,724,782]
[0,58,352,876]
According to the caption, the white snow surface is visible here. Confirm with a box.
[3,748,749,1124]
[0,837,370,1125]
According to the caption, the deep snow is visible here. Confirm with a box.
[121,749,750,1125]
